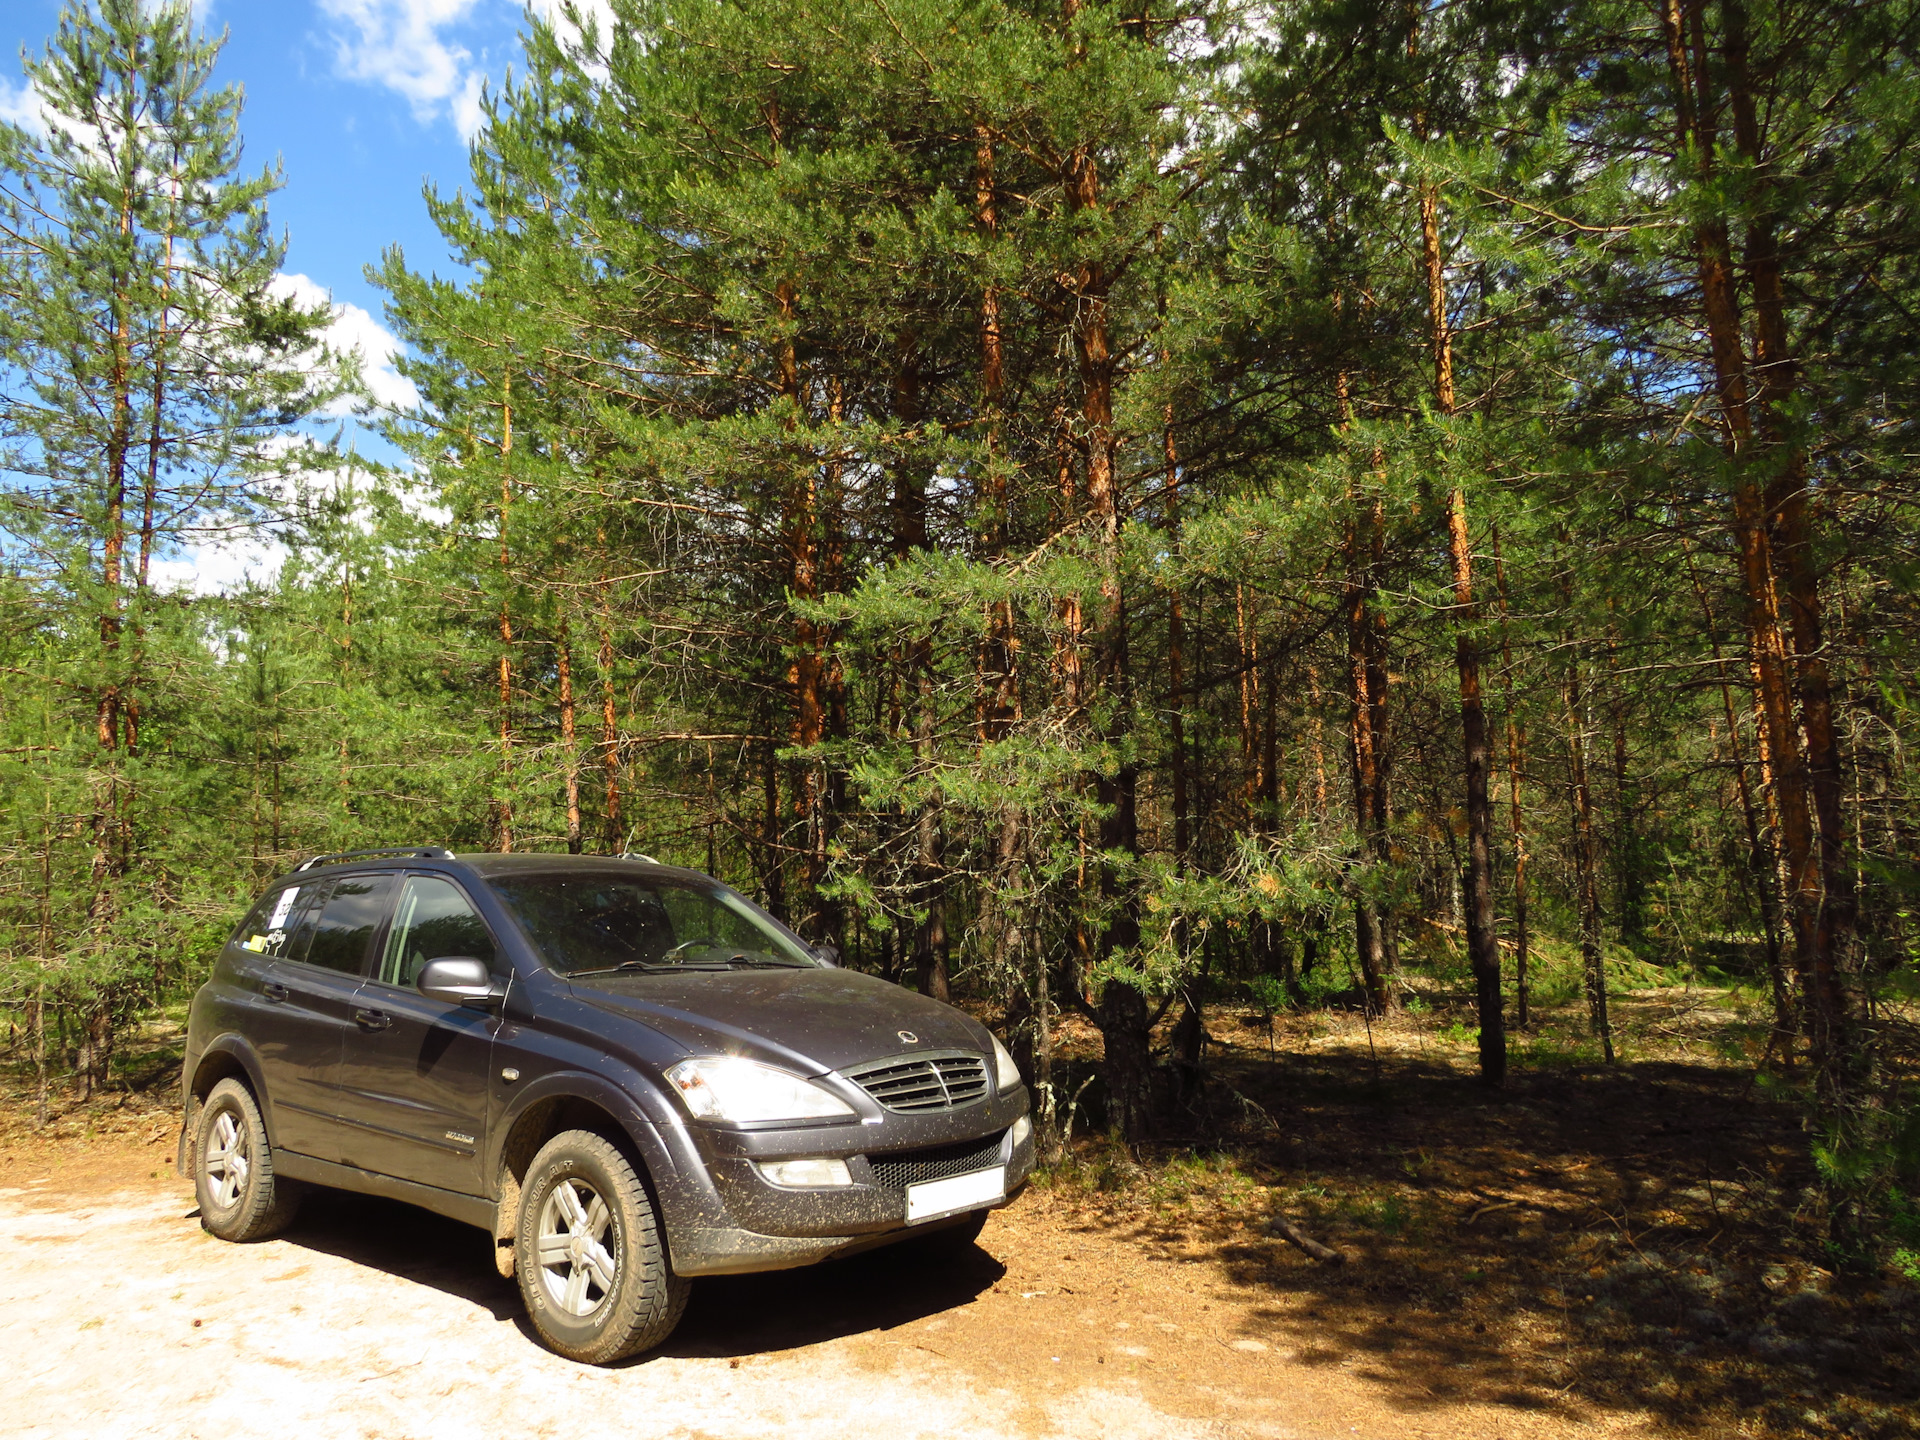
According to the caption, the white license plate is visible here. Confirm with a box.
[905,1165,1006,1223]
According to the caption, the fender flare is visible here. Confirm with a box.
[484,1066,731,1273]
[177,1034,274,1173]
[487,1067,682,1197]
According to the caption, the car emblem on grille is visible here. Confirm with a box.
[897,1030,919,1044]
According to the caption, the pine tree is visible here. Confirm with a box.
[0,0,348,1091]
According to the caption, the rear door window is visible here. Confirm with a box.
[300,874,398,976]
[235,880,328,961]
[377,875,498,989]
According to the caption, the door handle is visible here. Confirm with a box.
[353,1008,393,1031]
[262,982,289,1003]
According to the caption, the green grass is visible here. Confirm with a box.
[1512,1028,1608,1068]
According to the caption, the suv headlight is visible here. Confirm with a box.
[990,1034,1023,1093]
[666,1057,856,1123]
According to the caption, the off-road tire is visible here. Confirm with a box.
[194,1077,303,1242]
[514,1129,690,1364]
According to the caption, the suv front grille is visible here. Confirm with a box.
[843,1051,990,1113]
[866,1130,1007,1190]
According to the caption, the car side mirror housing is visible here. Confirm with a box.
[812,943,840,968]
[418,956,501,1008]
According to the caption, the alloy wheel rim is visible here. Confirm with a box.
[536,1178,618,1317]
[203,1107,250,1210]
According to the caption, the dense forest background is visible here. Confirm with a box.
[2,0,1916,1252]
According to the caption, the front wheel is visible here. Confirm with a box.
[515,1130,690,1364]
[194,1077,303,1242]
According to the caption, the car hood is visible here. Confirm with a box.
[565,966,991,1075]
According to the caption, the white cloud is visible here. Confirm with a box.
[0,74,46,135]
[271,272,421,414]
[539,0,618,54]
[149,538,288,597]
[450,68,488,142]
[319,0,485,132]
[150,451,405,598]
[321,0,621,137]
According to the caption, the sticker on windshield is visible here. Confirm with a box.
[266,887,300,930]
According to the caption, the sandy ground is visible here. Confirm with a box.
[0,1136,1676,1440]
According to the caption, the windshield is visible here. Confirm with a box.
[487,873,819,976]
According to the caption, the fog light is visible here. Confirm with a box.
[1012,1116,1032,1146]
[756,1157,853,1188]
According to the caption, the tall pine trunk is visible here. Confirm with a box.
[1067,140,1150,1142]
[1343,495,1391,1015]
[493,374,515,853]
[1723,0,1859,1098]
[1565,650,1614,1063]
[1492,527,1531,1028]
[1662,0,1848,1099]
[1422,177,1502,1084]
[560,625,582,853]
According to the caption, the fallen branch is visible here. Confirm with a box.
[1266,1216,1345,1264]
[1216,1079,1282,1134]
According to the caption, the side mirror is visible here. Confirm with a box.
[812,943,840,968]
[418,956,501,1008]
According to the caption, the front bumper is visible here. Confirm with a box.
[664,1086,1034,1276]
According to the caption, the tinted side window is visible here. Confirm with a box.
[378,876,497,988]
[281,881,331,965]
[234,881,324,961]
[301,874,397,976]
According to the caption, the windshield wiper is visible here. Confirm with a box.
[567,960,718,976]
[569,954,811,977]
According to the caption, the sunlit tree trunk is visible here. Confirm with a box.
[1422,177,1502,1084]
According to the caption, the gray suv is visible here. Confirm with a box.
[179,849,1033,1363]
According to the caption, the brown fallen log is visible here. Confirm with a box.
[1266,1216,1346,1264]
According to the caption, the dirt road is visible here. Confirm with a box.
[0,1138,1670,1440]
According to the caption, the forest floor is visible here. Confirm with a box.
[0,983,1915,1439]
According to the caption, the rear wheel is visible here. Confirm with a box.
[514,1130,690,1364]
[194,1077,303,1242]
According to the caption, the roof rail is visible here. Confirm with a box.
[295,846,456,872]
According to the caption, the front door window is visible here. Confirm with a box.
[379,876,497,988]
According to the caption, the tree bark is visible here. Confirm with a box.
[1235,584,1262,815]
[1344,499,1391,1015]
[1066,138,1150,1141]
[1722,0,1859,1096]
[598,588,621,852]
[1684,540,1794,1056]
[1491,527,1531,1028]
[560,625,582,853]
[1423,176,1502,1084]
[1565,652,1614,1063]
[1663,0,1834,1091]
[1166,405,1189,862]
[494,374,515,853]
[975,126,1019,744]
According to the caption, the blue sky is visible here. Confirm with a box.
[1,0,597,426]
[0,0,608,584]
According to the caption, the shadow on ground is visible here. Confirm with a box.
[277,1187,1004,1360]
[1058,1020,1920,1440]
[667,1241,1005,1359]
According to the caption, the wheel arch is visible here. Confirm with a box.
[179,1037,273,1173]
[487,1073,677,1276]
